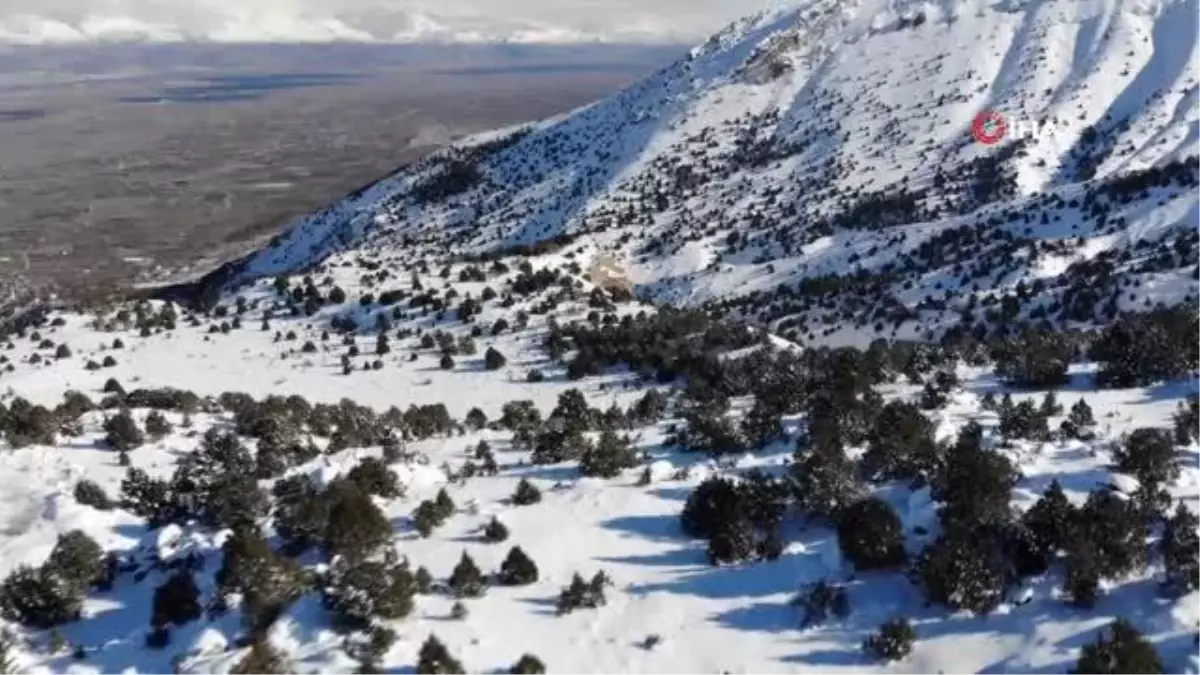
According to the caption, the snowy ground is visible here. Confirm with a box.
[0,283,1196,674]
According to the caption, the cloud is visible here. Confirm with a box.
[0,0,775,44]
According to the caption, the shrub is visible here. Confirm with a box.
[991,329,1072,387]
[1091,307,1197,388]
[863,618,916,662]
[1112,428,1179,487]
[0,565,83,628]
[861,401,939,483]
[73,480,112,511]
[272,475,330,555]
[45,531,105,593]
[836,498,907,570]
[556,571,610,614]
[793,580,849,627]
[143,411,172,439]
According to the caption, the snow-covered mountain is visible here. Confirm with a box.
[225,0,1199,346]
[0,1,1197,674]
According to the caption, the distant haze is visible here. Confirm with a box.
[0,0,780,44]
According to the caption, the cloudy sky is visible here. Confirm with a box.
[0,0,782,44]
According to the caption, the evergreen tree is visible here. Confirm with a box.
[483,516,510,543]
[836,498,907,570]
[416,635,464,675]
[1062,398,1096,440]
[794,580,850,627]
[512,479,542,506]
[484,347,507,370]
[1161,504,1199,596]
[323,554,416,628]
[1113,428,1179,488]
[215,530,305,634]
[73,479,112,511]
[448,552,486,598]
[143,411,172,439]
[913,527,1009,615]
[933,423,1018,530]
[863,617,916,662]
[1021,480,1076,563]
[151,569,201,629]
[1071,620,1163,674]
[792,430,863,520]
[509,654,546,674]
[498,547,539,586]
[323,481,393,560]
[861,401,939,483]
[579,430,638,478]
[104,410,144,451]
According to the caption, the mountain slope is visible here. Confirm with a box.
[0,2,1197,674]
[229,0,1198,347]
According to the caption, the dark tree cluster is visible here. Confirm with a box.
[0,530,108,628]
[681,472,788,565]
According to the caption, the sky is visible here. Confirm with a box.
[0,0,781,44]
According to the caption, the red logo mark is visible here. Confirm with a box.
[972,110,1008,145]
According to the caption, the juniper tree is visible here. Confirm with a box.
[861,400,939,483]
[104,410,144,451]
[794,580,850,627]
[323,554,416,628]
[483,516,510,543]
[836,498,907,571]
[579,430,638,478]
[498,547,539,586]
[215,529,305,634]
[509,654,546,674]
[512,478,542,506]
[416,634,464,675]
[151,569,202,629]
[73,480,112,511]
[863,618,916,662]
[1161,504,1199,596]
[1021,480,1075,564]
[323,481,393,560]
[1071,619,1163,674]
[448,552,486,598]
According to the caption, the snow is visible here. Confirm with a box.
[0,0,1197,671]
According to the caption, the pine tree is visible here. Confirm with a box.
[1072,620,1163,674]
[484,346,507,370]
[512,478,542,506]
[579,430,638,478]
[1161,504,1199,596]
[483,516,510,543]
[1021,479,1076,562]
[509,654,546,674]
[104,410,144,451]
[836,498,907,570]
[448,552,486,598]
[1039,391,1063,417]
[498,547,539,586]
[323,481,393,560]
[416,635,464,675]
